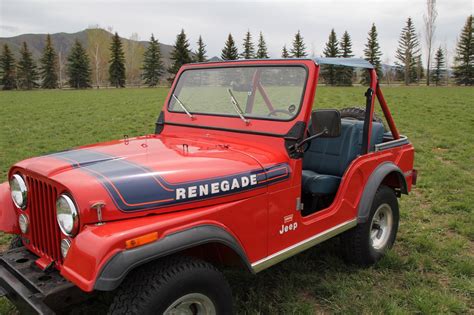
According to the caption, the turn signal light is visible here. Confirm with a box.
[125,232,158,249]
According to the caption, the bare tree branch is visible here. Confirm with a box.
[424,0,438,85]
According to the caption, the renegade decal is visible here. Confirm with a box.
[175,174,258,200]
[50,150,290,212]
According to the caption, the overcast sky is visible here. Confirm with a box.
[1,0,472,64]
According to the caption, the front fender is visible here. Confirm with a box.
[0,182,20,234]
[60,206,248,292]
[94,224,250,291]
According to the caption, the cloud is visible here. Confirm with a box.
[1,0,472,62]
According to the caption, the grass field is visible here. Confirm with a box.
[0,86,473,314]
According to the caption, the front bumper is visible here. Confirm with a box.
[0,247,86,314]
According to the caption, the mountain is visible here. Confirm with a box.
[0,29,174,65]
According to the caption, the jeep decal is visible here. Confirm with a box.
[51,149,290,212]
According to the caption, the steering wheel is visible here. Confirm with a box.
[267,109,292,117]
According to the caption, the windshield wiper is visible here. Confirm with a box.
[172,94,194,119]
[227,89,250,125]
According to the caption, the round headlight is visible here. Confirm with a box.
[19,214,29,234]
[56,194,79,236]
[10,174,28,209]
[60,238,71,258]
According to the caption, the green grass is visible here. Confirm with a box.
[0,86,473,314]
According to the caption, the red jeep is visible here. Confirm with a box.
[0,58,416,314]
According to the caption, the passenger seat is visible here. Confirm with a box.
[302,120,384,195]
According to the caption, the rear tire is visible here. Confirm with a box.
[108,256,233,315]
[340,107,385,125]
[341,185,399,266]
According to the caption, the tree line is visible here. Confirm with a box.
[0,14,472,90]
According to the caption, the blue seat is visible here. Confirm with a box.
[302,119,384,195]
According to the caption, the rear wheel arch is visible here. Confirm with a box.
[94,225,251,291]
[357,162,407,223]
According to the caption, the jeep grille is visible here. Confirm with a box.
[25,175,62,264]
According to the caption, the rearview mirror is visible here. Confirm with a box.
[311,109,341,137]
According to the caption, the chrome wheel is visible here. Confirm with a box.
[370,203,393,250]
[164,293,216,315]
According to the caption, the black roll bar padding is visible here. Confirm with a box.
[362,88,374,154]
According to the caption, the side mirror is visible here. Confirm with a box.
[311,109,341,137]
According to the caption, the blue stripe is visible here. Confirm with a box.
[50,149,290,212]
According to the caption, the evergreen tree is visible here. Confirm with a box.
[282,45,290,58]
[453,15,473,86]
[362,23,383,85]
[221,33,239,60]
[290,30,307,57]
[39,34,58,89]
[415,55,424,83]
[256,32,269,59]
[241,31,255,59]
[337,30,354,86]
[168,29,192,81]
[321,29,339,86]
[431,46,446,86]
[195,36,207,62]
[17,42,38,90]
[108,32,126,87]
[142,34,164,87]
[66,40,92,88]
[395,17,421,85]
[0,44,16,90]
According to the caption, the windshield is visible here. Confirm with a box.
[168,66,307,121]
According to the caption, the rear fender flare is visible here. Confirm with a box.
[94,224,251,291]
[357,162,407,223]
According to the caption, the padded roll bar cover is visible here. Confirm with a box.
[94,225,251,291]
[357,162,408,223]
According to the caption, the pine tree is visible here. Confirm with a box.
[241,31,254,59]
[321,29,339,86]
[362,23,383,85]
[337,30,354,86]
[256,32,269,59]
[108,32,126,88]
[39,34,58,89]
[0,44,16,90]
[453,15,473,86]
[195,36,207,62]
[168,29,192,81]
[17,42,38,90]
[221,33,239,60]
[395,18,421,85]
[415,55,424,83]
[282,45,290,58]
[142,34,164,87]
[431,46,445,86]
[66,40,92,88]
[290,30,307,57]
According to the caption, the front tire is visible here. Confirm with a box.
[108,256,233,315]
[341,185,399,266]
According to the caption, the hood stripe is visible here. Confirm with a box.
[50,149,290,212]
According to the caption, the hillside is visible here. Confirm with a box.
[0,29,174,64]
[0,29,176,85]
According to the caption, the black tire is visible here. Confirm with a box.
[8,235,23,250]
[108,256,233,315]
[341,185,399,266]
[340,107,385,125]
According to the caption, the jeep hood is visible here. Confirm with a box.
[13,134,289,217]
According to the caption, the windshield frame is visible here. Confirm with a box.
[166,64,309,122]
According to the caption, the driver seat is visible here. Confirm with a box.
[302,119,384,195]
